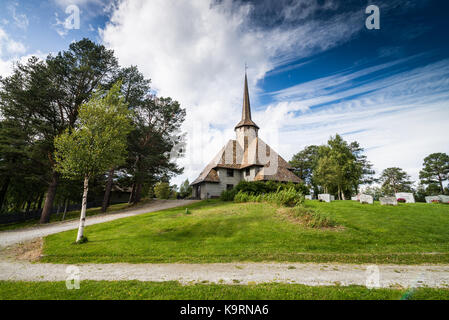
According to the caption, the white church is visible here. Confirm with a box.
[191,73,301,199]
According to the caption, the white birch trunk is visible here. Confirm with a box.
[76,176,89,243]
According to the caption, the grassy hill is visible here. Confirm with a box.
[41,200,449,264]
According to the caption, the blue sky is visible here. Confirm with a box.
[1,0,448,188]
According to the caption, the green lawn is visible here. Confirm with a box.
[1,281,448,300]
[0,202,136,231]
[41,200,449,264]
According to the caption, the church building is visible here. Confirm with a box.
[191,73,301,199]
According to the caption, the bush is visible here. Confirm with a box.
[220,189,238,201]
[234,187,304,207]
[234,180,309,196]
[154,182,171,200]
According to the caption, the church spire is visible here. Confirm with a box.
[235,71,259,130]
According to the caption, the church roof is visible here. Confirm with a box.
[191,138,301,185]
[235,73,259,130]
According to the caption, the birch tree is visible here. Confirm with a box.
[54,83,132,243]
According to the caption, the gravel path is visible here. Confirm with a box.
[1,199,449,289]
[0,200,198,248]
[1,260,449,288]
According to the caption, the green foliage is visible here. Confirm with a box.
[154,182,171,200]
[220,188,238,201]
[179,179,193,199]
[234,187,304,207]
[379,167,413,195]
[419,153,449,194]
[54,82,133,180]
[291,135,375,199]
[220,181,308,202]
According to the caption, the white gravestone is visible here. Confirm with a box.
[395,193,415,204]
[351,196,359,201]
[360,194,374,204]
[380,197,398,206]
[438,195,449,204]
[330,195,335,201]
[305,195,312,200]
[425,196,441,204]
[318,194,332,203]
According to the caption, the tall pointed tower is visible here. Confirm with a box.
[235,73,259,154]
[190,71,301,200]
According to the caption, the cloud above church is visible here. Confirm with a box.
[100,0,449,187]
[100,0,369,185]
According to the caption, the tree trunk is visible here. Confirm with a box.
[25,200,31,214]
[62,199,69,221]
[438,174,444,194]
[76,176,89,243]
[0,176,11,212]
[128,183,136,204]
[133,183,142,204]
[101,169,115,212]
[39,172,59,224]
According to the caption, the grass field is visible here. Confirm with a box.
[1,281,449,300]
[41,200,449,264]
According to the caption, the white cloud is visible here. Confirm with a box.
[100,0,368,186]
[255,58,449,185]
[10,4,29,30]
[0,28,44,78]
[100,0,449,189]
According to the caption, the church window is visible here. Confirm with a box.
[227,169,234,177]
[245,168,251,176]
[226,184,234,190]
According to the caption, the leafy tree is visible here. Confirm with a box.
[314,135,366,200]
[349,141,375,192]
[154,182,171,200]
[54,83,132,242]
[379,167,413,195]
[0,39,118,223]
[179,179,193,199]
[289,145,320,195]
[101,66,152,212]
[419,153,449,194]
[363,186,384,201]
[126,96,186,204]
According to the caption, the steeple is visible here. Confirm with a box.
[235,72,259,130]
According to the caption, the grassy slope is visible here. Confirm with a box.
[41,200,449,264]
[1,281,448,300]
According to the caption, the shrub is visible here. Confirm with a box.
[154,182,171,200]
[234,187,304,207]
[220,189,238,201]
[234,181,309,196]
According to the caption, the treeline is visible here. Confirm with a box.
[289,135,449,200]
[0,38,186,222]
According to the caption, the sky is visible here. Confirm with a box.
[0,0,448,189]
